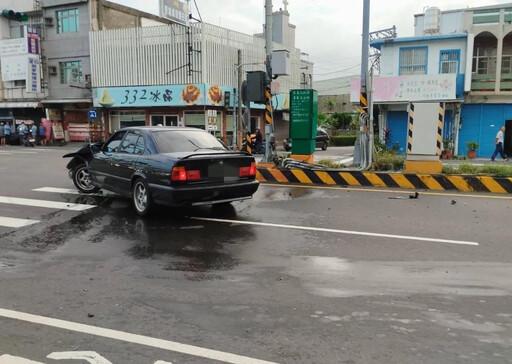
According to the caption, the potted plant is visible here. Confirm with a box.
[442,138,453,159]
[466,141,479,159]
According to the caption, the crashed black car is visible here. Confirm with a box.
[64,127,259,216]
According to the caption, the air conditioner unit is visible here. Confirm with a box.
[48,66,57,75]
[44,17,54,26]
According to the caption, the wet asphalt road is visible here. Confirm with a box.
[1,144,512,363]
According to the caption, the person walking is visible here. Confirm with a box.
[17,122,29,146]
[0,122,4,146]
[491,126,508,161]
[39,123,47,146]
[4,121,11,145]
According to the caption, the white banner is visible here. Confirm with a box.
[1,54,27,81]
[350,74,457,103]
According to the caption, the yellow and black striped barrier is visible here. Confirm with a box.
[256,167,512,194]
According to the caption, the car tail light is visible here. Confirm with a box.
[239,162,256,177]
[171,166,201,181]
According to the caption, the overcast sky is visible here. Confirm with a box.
[113,0,505,80]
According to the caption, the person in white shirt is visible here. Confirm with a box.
[491,126,507,161]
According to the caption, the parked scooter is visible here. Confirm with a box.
[241,132,276,154]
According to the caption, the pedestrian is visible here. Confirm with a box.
[0,122,4,146]
[4,121,11,145]
[491,126,508,161]
[30,123,38,145]
[39,123,47,146]
[17,122,28,146]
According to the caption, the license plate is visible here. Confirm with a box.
[208,163,224,178]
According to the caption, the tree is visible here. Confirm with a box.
[324,99,336,113]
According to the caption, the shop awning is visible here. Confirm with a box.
[42,98,92,104]
[0,102,42,108]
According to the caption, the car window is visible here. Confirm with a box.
[104,131,127,153]
[152,130,227,153]
[119,131,140,154]
[134,134,146,155]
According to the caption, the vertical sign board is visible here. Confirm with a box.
[290,89,317,155]
[206,110,218,131]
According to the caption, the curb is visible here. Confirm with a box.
[256,167,512,194]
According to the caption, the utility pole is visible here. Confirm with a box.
[263,0,274,162]
[357,0,371,169]
[236,49,243,148]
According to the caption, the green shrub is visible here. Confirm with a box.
[442,165,457,174]
[457,163,479,174]
[478,165,512,177]
[372,152,405,171]
[330,135,357,146]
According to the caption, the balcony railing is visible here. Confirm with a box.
[471,73,496,91]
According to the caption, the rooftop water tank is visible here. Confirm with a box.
[424,7,441,35]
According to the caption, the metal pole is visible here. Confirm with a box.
[264,0,273,162]
[358,0,370,169]
[361,0,370,95]
[237,49,243,149]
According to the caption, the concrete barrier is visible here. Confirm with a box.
[256,167,512,194]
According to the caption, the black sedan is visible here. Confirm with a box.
[283,129,330,151]
[64,127,259,216]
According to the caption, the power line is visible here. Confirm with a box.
[313,64,361,76]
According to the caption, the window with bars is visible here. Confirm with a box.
[399,47,427,75]
[472,46,497,74]
[56,9,79,34]
[440,50,460,74]
[59,61,82,84]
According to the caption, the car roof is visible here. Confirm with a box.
[123,126,204,132]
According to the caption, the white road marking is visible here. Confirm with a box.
[0,308,279,364]
[0,196,95,211]
[192,217,479,246]
[0,152,12,155]
[47,351,112,363]
[0,151,37,154]
[0,216,40,228]
[33,187,115,197]
[154,362,173,364]
[0,355,44,364]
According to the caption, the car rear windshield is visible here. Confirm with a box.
[152,130,227,153]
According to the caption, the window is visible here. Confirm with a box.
[399,47,427,75]
[14,80,26,87]
[440,50,460,74]
[104,131,127,153]
[119,131,141,154]
[152,130,226,153]
[472,46,497,74]
[473,9,500,25]
[56,9,79,33]
[60,61,82,84]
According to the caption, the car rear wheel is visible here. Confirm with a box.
[132,178,153,216]
[322,141,328,151]
[72,164,100,193]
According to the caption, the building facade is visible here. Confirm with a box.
[352,3,512,158]
[89,8,314,145]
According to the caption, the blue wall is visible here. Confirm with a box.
[459,104,512,157]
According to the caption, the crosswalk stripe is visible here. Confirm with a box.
[0,196,95,211]
[0,151,37,154]
[33,187,116,197]
[0,216,40,228]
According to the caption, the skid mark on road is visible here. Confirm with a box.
[0,308,278,364]
[192,217,479,246]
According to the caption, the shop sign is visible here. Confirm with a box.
[349,74,457,103]
[26,55,40,94]
[206,110,218,131]
[52,122,65,140]
[93,84,232,108]
[160,0,189,26]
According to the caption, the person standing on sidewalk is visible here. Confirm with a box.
[39,123,47,146]
[4,121,11,145]
[0,122,4,146]
[491,126,507,161]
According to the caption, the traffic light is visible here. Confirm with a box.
[246,71,267,104]
[2,9,29,22]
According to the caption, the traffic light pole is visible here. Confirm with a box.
[263,0,274,163]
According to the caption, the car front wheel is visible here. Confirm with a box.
[72,164,100,193]
[322,141,328,151]
[132,178,153,216]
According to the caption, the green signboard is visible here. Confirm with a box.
[290,89,317,154]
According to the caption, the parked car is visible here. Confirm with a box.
[63,127,259,216]
[283,129,330,152]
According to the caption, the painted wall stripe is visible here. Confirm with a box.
[339,172,361,186]
[362,173,387,187]
[256,167,512,194]
[291,169,313,184]
[478,176,507,194]
[417,174,444,191]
